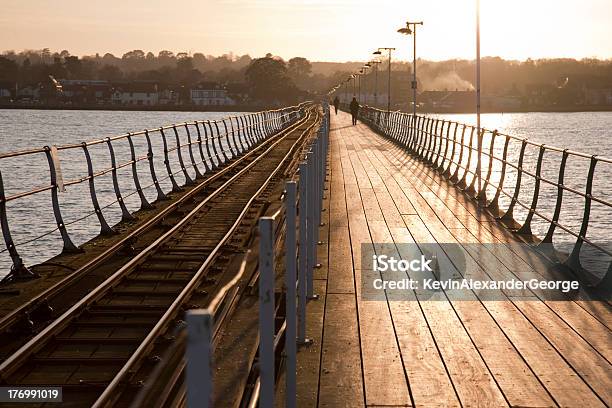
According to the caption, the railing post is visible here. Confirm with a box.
[298,163,310,344]
[434,120,446,168]
[159,127,182,193]
[194,122,212,173]
[499,139,528,230]
[212,121,230,164]
[186,309,213,408]
[234,117,248,152]
[541,150,569,245]
[516,144,546,235]
[457,127,475,190]
[221,119,237,159]
[0,171,37,281]
[106,138,134,221]
[171,125,195,186]
[239,116,251,149]
[442,123,459,178]
[565,155,598,272]
[486,135,510,216]
[127,134,153,210]
[465,128,484,196]
[45,146,80,252]
[258,217,275,408]
[476,130,498,206]
[306,150,319,300]
[184,124,204,179]
[144,130,167,201]
[450,125,466,183]
[81,144,114,236]
[204,122,220,170]
[285,181,297,408]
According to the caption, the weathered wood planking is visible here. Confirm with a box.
[356,116,610,407]
[295,111,611,407]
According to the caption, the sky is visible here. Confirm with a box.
[1,0,611,62]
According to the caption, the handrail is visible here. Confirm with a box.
[357,105,611,293]
[183,103,330,408]
[0,102,311,282]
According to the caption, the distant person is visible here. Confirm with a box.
[333,96,340,115]
[349,97,360,125]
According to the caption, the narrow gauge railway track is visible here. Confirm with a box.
[0,104,309,360]
[0,106,321,407]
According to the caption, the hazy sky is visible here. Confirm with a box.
[1,0,611,62]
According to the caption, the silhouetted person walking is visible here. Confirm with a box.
[349,97,359,125]
[333,96,340,115]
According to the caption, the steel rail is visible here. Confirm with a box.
[131,109,320,408]
[93,107,319,406]
[0,105,310,336]
[0,105,307,279]
[0,107,317,389]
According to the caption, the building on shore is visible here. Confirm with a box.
[190,82,236,106]
[111,83,159,106]
[60,79,112,104]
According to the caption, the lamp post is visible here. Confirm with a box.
[373,47,395,113]
[364,63,370,105]
[476,0,482,192]
[369,60,381,107]
[362,65,370,104]
[397,20,423,119]
[357,70,363,104]
[345,76,352,104]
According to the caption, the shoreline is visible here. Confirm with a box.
[0,103,271,113]
[408,106,612,114]
[2,103,612,114]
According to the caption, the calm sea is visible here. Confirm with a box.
[0,109,610,279]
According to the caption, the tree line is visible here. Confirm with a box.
[1,48,611,106]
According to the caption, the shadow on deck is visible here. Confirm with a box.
[291,110,612,408]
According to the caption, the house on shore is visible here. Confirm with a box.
[111,83,159,105]
[190,82,236,106]
[60,79,111,104]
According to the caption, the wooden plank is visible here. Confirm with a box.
[512,299,612,405]
[339,123,412,407]
[296,276,327,407]
[375,145,612,363]
[352,136,556,407]
[364,128,608,403]
[318,293,364,407]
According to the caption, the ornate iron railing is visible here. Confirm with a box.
[0,103,309,282]
[359,106,611,295]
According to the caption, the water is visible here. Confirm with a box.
[0,110,610,280]
[0,109,246,278]
[430,112,612,279]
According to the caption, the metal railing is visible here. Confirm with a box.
[359,105,611,294]
[0,104,309,283]
[185,105,329,408]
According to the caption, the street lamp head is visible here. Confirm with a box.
[397,26,412,35]
[373,50,382,55]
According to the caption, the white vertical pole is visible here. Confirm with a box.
[306,150,316,298]
[476,0,482,192]
[258,217,275,408]
[186,310,213,408]
[285,182,297,408]
[413,25,417,119]
[298,162,308,342]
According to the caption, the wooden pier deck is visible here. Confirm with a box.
[293,110,612,408]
